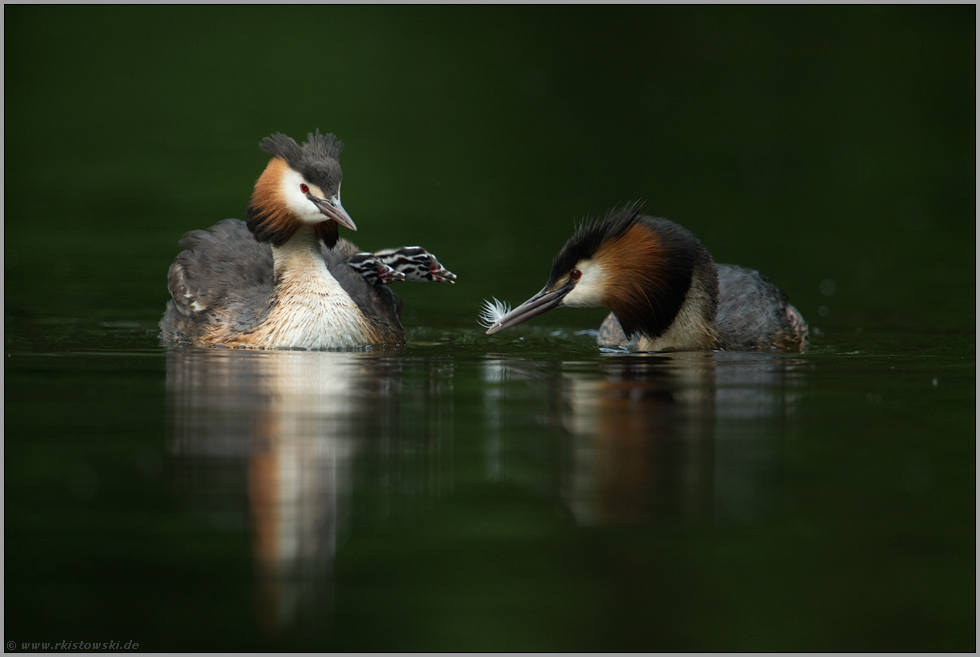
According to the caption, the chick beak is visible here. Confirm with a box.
[484,285,569,335]
[313,195,357,231]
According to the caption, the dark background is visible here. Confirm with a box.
[5,5,974,342]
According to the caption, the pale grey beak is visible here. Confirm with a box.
[484,286,569,334]
[312,195,357,231]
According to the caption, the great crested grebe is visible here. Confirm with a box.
[160,131,455,349]
[481,205,808,352]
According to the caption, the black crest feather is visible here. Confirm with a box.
[302,130,344,161]
[548,202,645,286]
[258,130,345,196]
[259,130,344,168]
[259,132,304,164]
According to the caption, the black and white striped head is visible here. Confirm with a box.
[245,130,355,248]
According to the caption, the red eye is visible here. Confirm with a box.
[570,269,582,281]
[300,183,310,194]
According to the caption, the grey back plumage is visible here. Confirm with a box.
[159,219,404,345]
[162,219,275,341]
[715,264,807,351]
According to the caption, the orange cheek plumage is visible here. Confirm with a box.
[596,224,673,324]
[246,158,302,248]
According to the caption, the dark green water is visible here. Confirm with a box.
[5,6,975,652]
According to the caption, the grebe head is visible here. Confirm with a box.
[484,204,709,340]
[246,130,355,248]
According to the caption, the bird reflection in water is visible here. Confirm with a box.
[482,351,808,527]
[165,349,453,633]
[166,346,806,630]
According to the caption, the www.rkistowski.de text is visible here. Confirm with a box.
[6,640,139,651]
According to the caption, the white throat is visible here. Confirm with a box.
[257,227,372,349]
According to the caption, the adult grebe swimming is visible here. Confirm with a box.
[160,131,455,349]
[481,205,808,352]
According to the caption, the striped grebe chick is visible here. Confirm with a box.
[482,205,808,352]
[160,131,455,350]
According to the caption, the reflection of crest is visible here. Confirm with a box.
[166,349,453,633]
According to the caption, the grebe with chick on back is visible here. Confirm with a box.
[160,131,455,349]
[481,204,808,352]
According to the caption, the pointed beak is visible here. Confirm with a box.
[484,285,569,335]
[313,195,357,231]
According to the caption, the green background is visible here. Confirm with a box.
[6,5,973,338]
